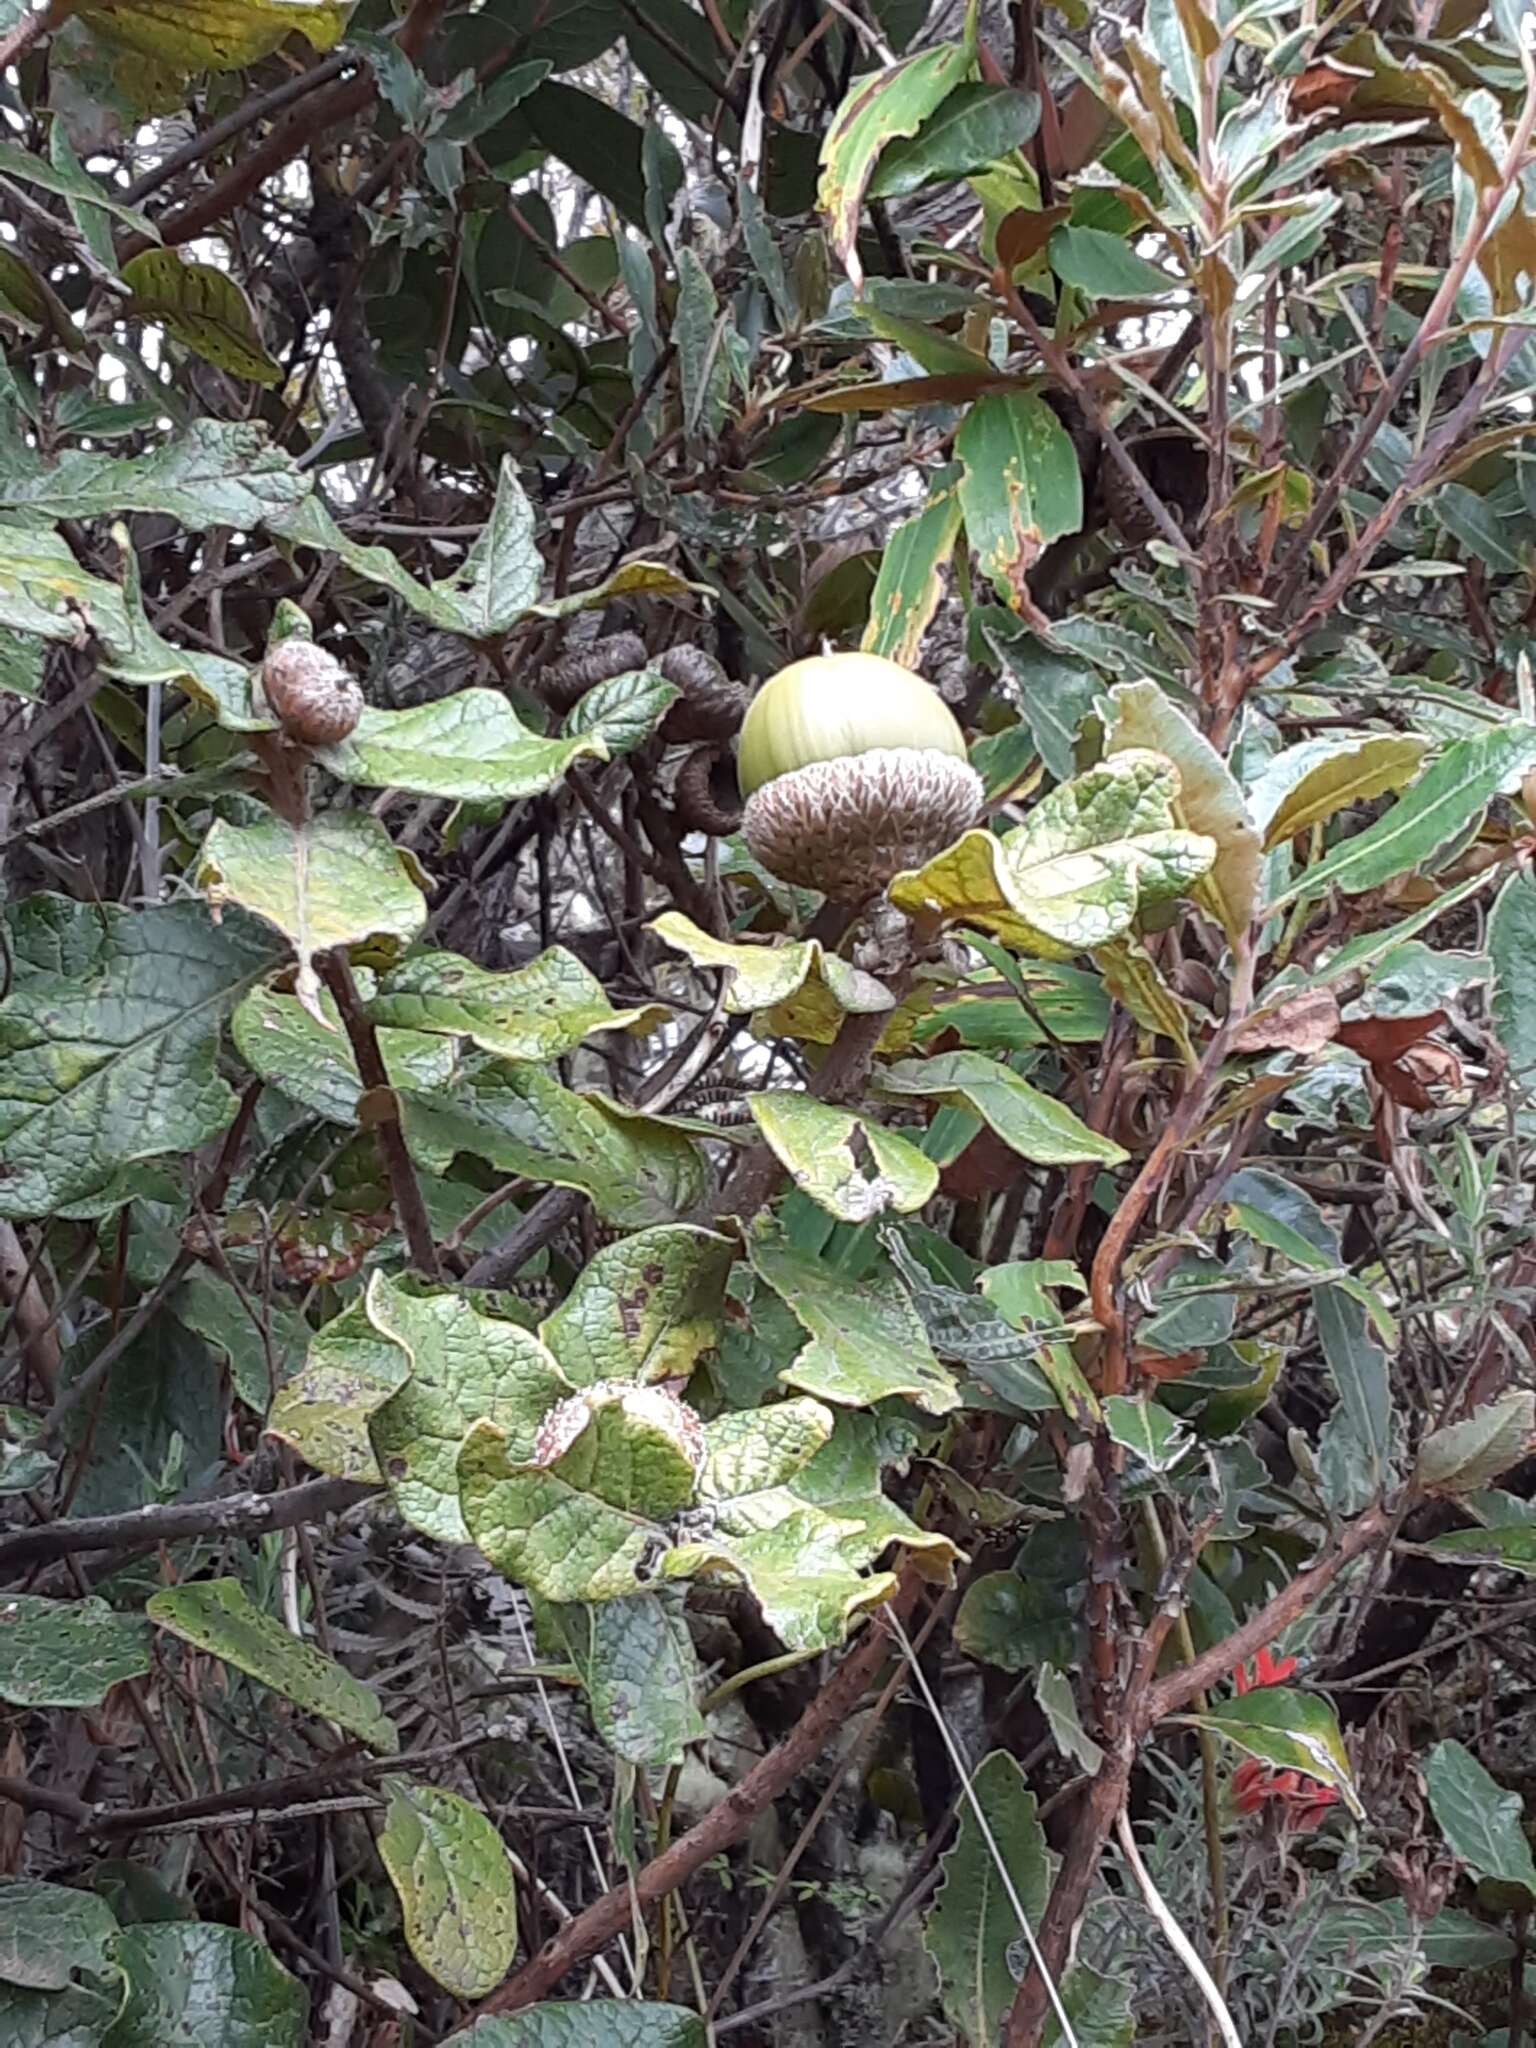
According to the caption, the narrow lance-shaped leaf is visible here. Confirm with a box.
[147,1578,399,1753]
[862,476,964,666]
[819,42,976,280]
[925,1751,1055,2046]
[1178,1685,1363,1819]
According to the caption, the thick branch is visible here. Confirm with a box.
[0,1474,375,1575]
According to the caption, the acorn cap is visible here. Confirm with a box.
[260,640,364,747]
[737,651,968,799]
[742,747,983,901]
[673,742,743,837]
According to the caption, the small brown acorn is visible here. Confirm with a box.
[540,631,648,715]
[657,645,748,746]
[260,640,364,747]
[673,742,743,837]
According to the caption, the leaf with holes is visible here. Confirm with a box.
[539,1226,734,1390]
[748,1093,938,1222]
[147,1578,399,1753]
[370,946,666,1063]
[378,1779,517,1999]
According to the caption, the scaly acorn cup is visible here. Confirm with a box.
[737,652,982,900]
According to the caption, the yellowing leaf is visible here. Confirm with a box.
[862,477,963,667]
[79,0,349,73]
[890,750,1214,959]
[1248,732,1431,851]
[956,391,1083,610]
[1106,679,1260,946]
[819,44,975,280]
[747,1093,939,1221]
[122,250,283,386]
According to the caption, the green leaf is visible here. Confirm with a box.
[378,1779,517,2000]
[979,1257,1099,1422]
[890,751,1215,959]
[540,1226,733,1390]
[1424,1522,1536,1573]
[869,82,1040,197]
[458,1392,693,1603]
[1489,869,1536,1085]
[886,1240,1061,1412]
[146,1578,399,1753]
[1036,1664,1104,1774]
[524,80,682,228]
[861,476,964,667]
[1105,680,1261,945]
[0,897,277,1220]
[442,2004,706,2048]
[231,983,455,1125]
[650,911,895,1032]
[819,44,976,273]
[0,1978,123,2046]
[926,1751,1054,2047]
[0,418,309,529]
[544,1592,706,1768]
[272,457,546,640]
[749,1223,960,1414]
[695,1398,835,1504]
[676,246,728,435]
[748,1093,939,1221]
[401,1068,710,1228]
[1241,191,1340,280]
[1103,1394,1191,1473]
[1247,733,1432,851]
[1180,1685,1363,1819]
[562,668,677,757]
[878,1051,1128,1166]
[955,1571,1076,1673]
[364,1273,569,1543]
[956,391,1084,610]
[979,621,1097,783]
[1314,1285,1394,1495]
[1049,225,1177,297]
[1423,1739,1536,1902]
[172,1266,310,1415]
[1270,724,1536,908]
[196,809,427,1014]
[0,1883,118,1993]
[76,0,347,70]
[370,946,666,1063]
[267,1295,411,1483]
[319,692,605,800]
[1417,1392,1534,1497]
[102,1924,304,2048]
[120,251,282,386]
[0,137,161,238]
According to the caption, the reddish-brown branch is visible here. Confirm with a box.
[472,1581,919,2015]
